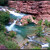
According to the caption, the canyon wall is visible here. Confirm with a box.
[8,1,50,22]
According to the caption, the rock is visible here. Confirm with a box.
[20,15,37,25]
[8,1,50,22]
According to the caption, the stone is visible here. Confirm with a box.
[8,1,50,22]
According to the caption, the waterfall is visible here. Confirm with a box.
[28,36,49,48]
[2,8,6,12]
[6,20,17,31]
[7,10,26,19]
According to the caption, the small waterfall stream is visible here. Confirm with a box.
[6,20,17,31]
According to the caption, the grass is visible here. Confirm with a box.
[32,47,41,49]
[46,37,50,42]
[0,31,20,49]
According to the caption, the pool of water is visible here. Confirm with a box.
[6,13,36,42]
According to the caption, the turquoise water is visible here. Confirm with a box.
[6,14,36,42]
[9,14,36,38]
[14,23,36,38]
[10,13,27,19]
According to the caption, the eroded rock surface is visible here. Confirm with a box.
[8,1,50,25]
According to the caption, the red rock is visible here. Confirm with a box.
[8,1,50,24]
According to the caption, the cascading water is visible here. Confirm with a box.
[5,9,26,32]
[7,10,26,19]
[6,20,17,31]
[6,20,21,32]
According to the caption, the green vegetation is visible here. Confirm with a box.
[0,24,5,31]
[0,11,20,49]
[17,11,20,13]
[44,20,48,26]
[48,22,50,27]
[48,43,50,49]
[0,0,8,6]
[27,18,32,23]
[46,37,50,42]
[36,26,43,37]
[44,20,50,27]
[38,20,42,25]
[0,32,20,49]
[32,47,41,49]
[9,31,16,38]
[32,16,36,20]
[0,11,10,25]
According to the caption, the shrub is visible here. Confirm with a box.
[0,11,10,25]
[32,16,36,20]
[38,20,42,25]
[0,24,5,31]
[7,36,12,40]
[0,32,20,49]
[9,31,16,38]
[27,19,32,23]
[44,20,48,26]
[48,22,50,27]
[32,47,41,49]
[46,37,50,42]
[27,41,29,44]
[17,11,20,13]
[5,41,20,49]
[36,26,43,37]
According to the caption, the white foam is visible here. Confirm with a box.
[42,43,49,48]
[7,10,25,18]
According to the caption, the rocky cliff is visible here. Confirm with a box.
[8,1,50,22]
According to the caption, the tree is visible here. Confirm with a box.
[0,0,8,6]
[0,11,10,25]
[0,24,5,31]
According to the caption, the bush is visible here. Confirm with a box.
[0,11,10,25]
[38,20,42,25]
[5,41,20,49]
[48,22,50,27]
[32,16,36,20]
[27,19,32,23]
[9,31,16,38]
[36,26,43,37]
[44,20,48,26]
[0,24,5,31]
[0,32,20,49]
[7,36,12,40]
